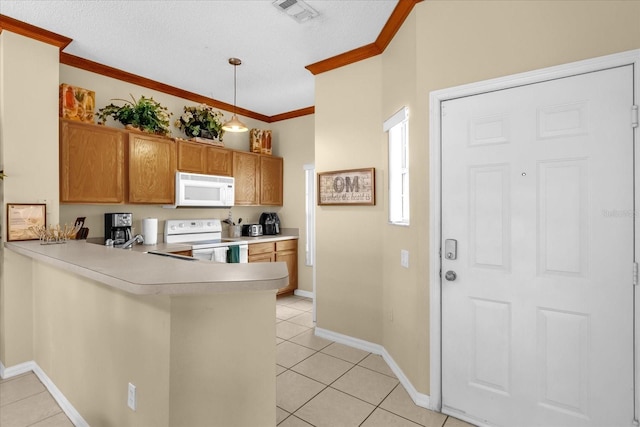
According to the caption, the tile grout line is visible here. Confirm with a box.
[277,326,431,426]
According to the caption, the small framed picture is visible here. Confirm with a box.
[318,168,376,206]
[6,203,46,241]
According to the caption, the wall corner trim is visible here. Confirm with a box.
[0,360,90,427]
[314,327,431,409]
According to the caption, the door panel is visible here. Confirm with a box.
[441,66,634,427]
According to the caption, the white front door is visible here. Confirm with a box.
[441,65,635,427]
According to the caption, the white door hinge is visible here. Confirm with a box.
[634,262,639,286]
[632,105,638,128]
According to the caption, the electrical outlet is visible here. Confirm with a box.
[127,382,137,411]
[401,250,409,268]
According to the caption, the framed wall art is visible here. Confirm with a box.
[6,203,46,241]
[318,168,375,206]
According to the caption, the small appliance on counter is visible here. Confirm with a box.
[259,212,280,235]
[242,224,263,237]
[104,213,132,246]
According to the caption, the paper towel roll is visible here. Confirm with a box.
[141,218,158,245]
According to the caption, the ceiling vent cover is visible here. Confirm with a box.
[273,0,319,23]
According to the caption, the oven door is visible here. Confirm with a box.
[192,244,248,263]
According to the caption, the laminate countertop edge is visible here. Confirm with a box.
[4,240,288,296]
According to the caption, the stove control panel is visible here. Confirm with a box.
[165,219,222,236]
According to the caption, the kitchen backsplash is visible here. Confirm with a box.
[60,204,282,242]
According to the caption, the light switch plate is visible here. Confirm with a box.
[128,382,136,411]
[401,250,409,268]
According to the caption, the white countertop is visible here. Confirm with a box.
[222,229,299,244]
[5,240,288,296]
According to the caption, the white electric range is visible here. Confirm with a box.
[164,219,248,263]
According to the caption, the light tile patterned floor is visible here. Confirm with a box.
[0,372,73,427]
[276,295,474,427]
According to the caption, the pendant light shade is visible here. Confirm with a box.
[222,57,248,133]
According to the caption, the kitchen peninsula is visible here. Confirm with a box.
[3,240,287,426]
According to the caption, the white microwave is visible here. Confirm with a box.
[165,172,235,208]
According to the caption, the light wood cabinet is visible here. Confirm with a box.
[260,156,283,206]
[233,151,283,206]
[128,133,176,204]
[61,121,281,206]
[233,151,260,205]
[205,146,233,176]
[248,239,298,295]
[275,240,298,295]
[177,139,233,176]
[176,139,205,173]
[59,119,126,203]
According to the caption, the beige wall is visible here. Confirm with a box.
[314,0,640,395]
[0,31,60,366]
[270,115,315,292]
[315,57,386,344]
[34,262,172,426]
[30,257,276,426]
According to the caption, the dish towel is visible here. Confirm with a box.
[211,247,228,263]
[227,245,240,263]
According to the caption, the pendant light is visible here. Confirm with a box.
[222,57,248,133]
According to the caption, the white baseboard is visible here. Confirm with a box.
[0,360,89,427]
[294,289,314,299]
[314,327,431,409]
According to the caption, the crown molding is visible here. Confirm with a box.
[60,52,273,123]
[305,0,422,75]
[0,14,71,50]
[270,106,315,122]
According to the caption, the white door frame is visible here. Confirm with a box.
[428,49,640,421]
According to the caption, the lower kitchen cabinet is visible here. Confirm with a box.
[248,239,298,295]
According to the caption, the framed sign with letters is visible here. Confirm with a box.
[318,168,375,206]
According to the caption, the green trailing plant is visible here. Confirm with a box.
[175,103,225,141]
[97,94,172,136]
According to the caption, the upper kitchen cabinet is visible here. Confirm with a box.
[260,156,283,206]
[60,119,126,203]
[233,151,260,205]
[176,139,232,176]
[233,151,284,206]
[128,133,176,204]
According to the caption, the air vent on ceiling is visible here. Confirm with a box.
[273,0,319,23]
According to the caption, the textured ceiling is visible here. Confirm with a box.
[1,0,399,117]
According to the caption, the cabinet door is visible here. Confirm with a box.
[275,247,298,294]
[260,156,283,206]
[249,253,274,263]
[128,134,176,204]
[205,146,233,176]
[60,120,126,203]
[233,151,260,205]
[176,140,205,173]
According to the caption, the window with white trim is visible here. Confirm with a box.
[384,107,409,225]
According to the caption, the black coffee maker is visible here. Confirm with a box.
[104,213,132,245]
[259,212,280,235]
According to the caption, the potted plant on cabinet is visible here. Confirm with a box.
[97,94,172,136]
[175,103,225,145]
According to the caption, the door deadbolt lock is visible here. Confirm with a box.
[444,239,457,260]
[445,270,457,281]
